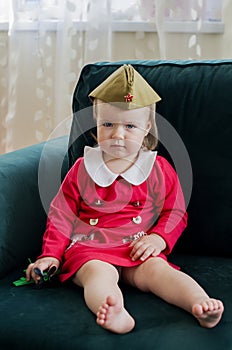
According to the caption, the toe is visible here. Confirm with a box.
[192,303,203,317]
[97,312,105,320]
[106,295,117,307]
[98,302,109,315]
[96,318,105,325]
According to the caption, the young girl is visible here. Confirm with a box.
[26,65,224,334]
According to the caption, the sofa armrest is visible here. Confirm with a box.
[0,136,68,276]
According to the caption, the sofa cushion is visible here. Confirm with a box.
[0,255,231,350]
[69,60,232,258]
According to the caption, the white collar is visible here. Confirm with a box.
[84,146,157,187]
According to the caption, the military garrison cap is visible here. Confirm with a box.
[89,64,161,109]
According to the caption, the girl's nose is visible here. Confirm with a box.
[111,124,124,139]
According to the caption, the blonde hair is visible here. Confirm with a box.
[143,103,158,151]
[92,99,158,151]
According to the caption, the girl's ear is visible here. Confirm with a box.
[145,121,152,135]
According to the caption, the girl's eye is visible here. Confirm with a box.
[126,124,136,129]
[103,122,113,127]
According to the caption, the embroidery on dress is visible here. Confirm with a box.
[122,231,147,244]
[66,233,95,251]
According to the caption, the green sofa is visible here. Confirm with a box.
[0,60,231,349]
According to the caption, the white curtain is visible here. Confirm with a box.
[156,0,224,59]
[0,0,225,153]
[0,0,114,153]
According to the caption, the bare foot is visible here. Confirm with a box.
[192,299,224,328]
[96,296,135,334]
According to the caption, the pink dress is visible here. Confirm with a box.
[38,146,187,282]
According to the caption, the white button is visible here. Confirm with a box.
[95,199,103,206]
[89,218,99,226]
[132,216,142,224]
[133,201,141,207]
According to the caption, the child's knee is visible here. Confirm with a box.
[139,257,168,279]
[73,260,119,286]
[123,257,167,291]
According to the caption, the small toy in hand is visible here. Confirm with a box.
[13,264,59,289]
[33,266,57,289]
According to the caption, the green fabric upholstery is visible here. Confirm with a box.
[0,256,231,350]
[0,136,68,276]
[0,60,231,349]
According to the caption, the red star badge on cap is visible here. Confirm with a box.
[124,93,133,102]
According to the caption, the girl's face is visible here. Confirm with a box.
[95,102,151,161]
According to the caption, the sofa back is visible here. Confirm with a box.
[0,137,68,276]
[69,60,232,257]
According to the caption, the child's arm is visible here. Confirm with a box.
[129,156,187,262]
[35,159,83,264]
[148,156,188,255]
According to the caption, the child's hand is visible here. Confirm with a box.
[129,234,166,262]
[25,257,60,284]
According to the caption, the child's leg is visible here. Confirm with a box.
[122,257,224,328]
[73,259,135,333]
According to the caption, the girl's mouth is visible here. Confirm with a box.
[110,143,125,148]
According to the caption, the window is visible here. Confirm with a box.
[0,0,144,22]
[0,0,223,33]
